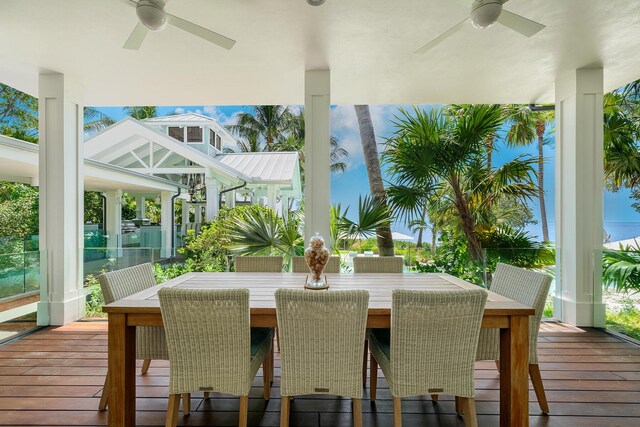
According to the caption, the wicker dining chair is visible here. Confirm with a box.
[476,263,553,414]
[291,255,341,273]
[97,263,168,411]
[234,255,283,272]
[353,256,404,273]
[158,288,274,427]
[275,289,369,427]
[369,289,488,427]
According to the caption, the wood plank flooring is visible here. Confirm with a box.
[1,321,640,426]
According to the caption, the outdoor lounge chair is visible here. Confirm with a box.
[276,288,369,427]
[291,255,341,273]
[476,263,553,414]
[369,289,488,427]
[97,263,168,411]
[234,255,283,272]
[158,288,274,427]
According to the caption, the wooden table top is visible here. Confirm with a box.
[103,272,534,317]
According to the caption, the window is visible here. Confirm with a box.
[187,126,203,142]
[209,130,222,151]
[168,126,184,142]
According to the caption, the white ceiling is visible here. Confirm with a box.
[1,0,639,106]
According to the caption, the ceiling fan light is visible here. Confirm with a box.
[136,1,168,31]
[306,0,326,6]
[470,0,503,30]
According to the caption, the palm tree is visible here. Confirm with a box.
[354,105,395,256]
[603,92,640,190]
[228,105,291,151]
[84,107,114,134]
[122,106,158,120]
[227,133,264,153]
[386,106,537,262]
[505,105,554,241]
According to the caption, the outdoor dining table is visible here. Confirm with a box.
[103,272,535,427]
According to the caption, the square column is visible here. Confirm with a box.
[135,195,146,218]
[304,70,331,246]
[267,185,277,212]
[160,191,174,258]
[205,177,219,221]
[104,189,123,258]
[554,68,606,327]
[37,73,85,325]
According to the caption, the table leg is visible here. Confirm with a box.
[108,313,136,426]
[499,314,529,427]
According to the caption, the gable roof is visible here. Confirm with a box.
[217,152,300,184]
[143,113,214,123]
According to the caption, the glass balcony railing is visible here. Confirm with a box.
[0,250,43,301]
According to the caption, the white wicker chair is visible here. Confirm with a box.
[292,255,341,274]
[275,289,369,427]
[476,263,553,414]
[97,263,167,411]
[353,256,403,273]
[234,256,283,272]
[158,288,274,427]
[369,289,488,427]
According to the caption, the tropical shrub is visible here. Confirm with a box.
[603,246,640,294]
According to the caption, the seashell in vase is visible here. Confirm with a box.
[304,233,330,288]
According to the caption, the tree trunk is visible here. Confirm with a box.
[354,105,395,256]
[450,174,484,262]
[536,123,549,241]
[486,135,495,214]
[431,226,437,253]
[416,202,428,248]
[416,228,423,248]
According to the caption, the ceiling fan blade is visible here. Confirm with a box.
[414,18,468,55]
[167,13,236,50]
[123,22,149,50]
[497,9,545,37]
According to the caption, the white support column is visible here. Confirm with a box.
[225,190,235,209]
[205,177,219,221]
[104,190,123,258]
[160,191,174,258]
[194,204,202,223]
[267,186,277,212]
[182,199,190,226]
[304,70,331,246]
[136,195,146,219]
[554,68,606,327]
[37,73,85,325]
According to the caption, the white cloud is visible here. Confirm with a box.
[174,107,185,114]
[202,106,236,127]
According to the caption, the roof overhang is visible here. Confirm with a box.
[1,1,640,105]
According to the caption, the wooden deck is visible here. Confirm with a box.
[0,321,639,426]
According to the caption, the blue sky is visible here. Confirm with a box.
[94,104,640,242]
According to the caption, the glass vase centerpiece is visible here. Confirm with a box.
[304,233,330,290]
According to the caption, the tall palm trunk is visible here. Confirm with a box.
[431,226,437,253]
[450,174,484,262]
[354,105,395,256]
[486,135,495,213]
[416,201,428,248]
[536,122,549,241]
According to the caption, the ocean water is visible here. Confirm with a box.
[391,221,640,244]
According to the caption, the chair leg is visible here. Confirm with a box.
[455,396,463,415]
[370,354,378,401]
[430,394,438,402]
[280,395,291,427]
[362,339,368,385]
[165,394,181,427]
[276,328,280,351]
[141,358,151,375]
[459,397,478,427]
[393,397,402,427]
[263,346,272,401]
[182,393,190,415]
[98,372,109,411]
[353,398,362,427]
[529,363,550,414]
[270,342,275,385]
[239,395,249,427]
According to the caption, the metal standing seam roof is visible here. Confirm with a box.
[142,113,214,123]
[217,152,299,183]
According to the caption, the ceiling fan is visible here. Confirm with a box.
[415,0,545,55]
[121,0,236,51]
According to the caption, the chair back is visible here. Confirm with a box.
[158,288,252,396]
[234,256,283,272]
[353,256,403,273]
[98,263,156,304]
[489,263,552,362]
[275,289,369,398]
[390,289,487,398]
[292,256,341,274]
